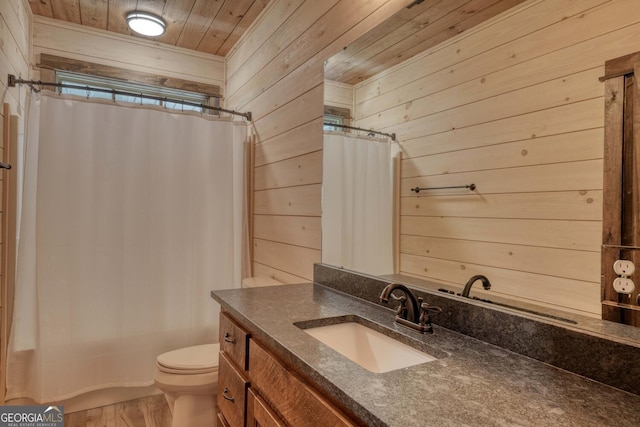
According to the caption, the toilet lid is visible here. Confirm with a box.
[157,343,220,371]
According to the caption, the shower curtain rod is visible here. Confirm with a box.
[7,74,252,121]
[324,122,396,141]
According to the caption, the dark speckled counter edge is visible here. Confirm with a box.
[313,263,640,396]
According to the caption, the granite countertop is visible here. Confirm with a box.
[212,284,640,427]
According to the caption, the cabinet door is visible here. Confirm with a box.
[247,388,285,427]
[218,351,248,427]
[248,338,357,427]
[220,311,250,370]
[217,412,231,427]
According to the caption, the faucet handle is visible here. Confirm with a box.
[419,303,442,327]
[420,303,442,315]
[391,294,408,318]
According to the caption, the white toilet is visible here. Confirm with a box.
[154,343,220,427]
[154,277,282,426]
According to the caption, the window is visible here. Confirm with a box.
[323,106,351,132]
[55,71,219,114]
[323,114,345,132]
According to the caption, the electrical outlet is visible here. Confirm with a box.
[613,277,635,294]
[613,260,635,276]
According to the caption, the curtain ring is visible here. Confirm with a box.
[28,82,41,93]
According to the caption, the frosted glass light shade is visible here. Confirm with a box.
[126,12,166,37]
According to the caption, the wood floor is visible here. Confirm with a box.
[64,394,172,427]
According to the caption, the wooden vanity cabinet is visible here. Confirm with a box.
[218,311,360,427]
[248,338,357,427]
[218,352,248,426]
[219,311,249,369]
[247,388,285,427]
[218,312,250,426]
[217,412,231,427]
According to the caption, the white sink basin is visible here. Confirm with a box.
[302,321,437,373]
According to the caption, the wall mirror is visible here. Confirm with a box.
[321,0,640,343]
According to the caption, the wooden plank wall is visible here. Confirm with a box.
[0,1,30,115]
[0,0,31,404]
[353,0,640,317]
[226,0,411,283]
[31,15,226,90]
[324,80,354,112]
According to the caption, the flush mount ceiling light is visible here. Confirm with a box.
[126,12,166,37]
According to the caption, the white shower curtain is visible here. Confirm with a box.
[7,93,249,403]
[322,132,394,275]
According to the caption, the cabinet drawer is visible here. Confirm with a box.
[248,339,357,427]
[247,388,285,427]
[218,351,248,427]
[220,311,249,370]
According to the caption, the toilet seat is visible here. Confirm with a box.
[157,343,220,375]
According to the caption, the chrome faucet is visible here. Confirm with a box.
[380,283,442,334]
[461,275,491,298]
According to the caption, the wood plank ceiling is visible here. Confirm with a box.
[28,0,527,79]
[325,0,527,84]
[27,0,271,56]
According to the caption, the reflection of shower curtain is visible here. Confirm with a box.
[7,94,249,403]
[322,132,394,275]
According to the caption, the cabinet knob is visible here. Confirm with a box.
[224,332,236,344]
[223,387,235,402]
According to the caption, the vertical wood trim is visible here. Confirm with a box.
[7,116,17,335]
[248,133,256,277]
[1,107,19,404]
[630,64,640,325]
[1,103,10,403]
[622,75,635,247]
[601,77,624,318]
[392,151,401,274]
